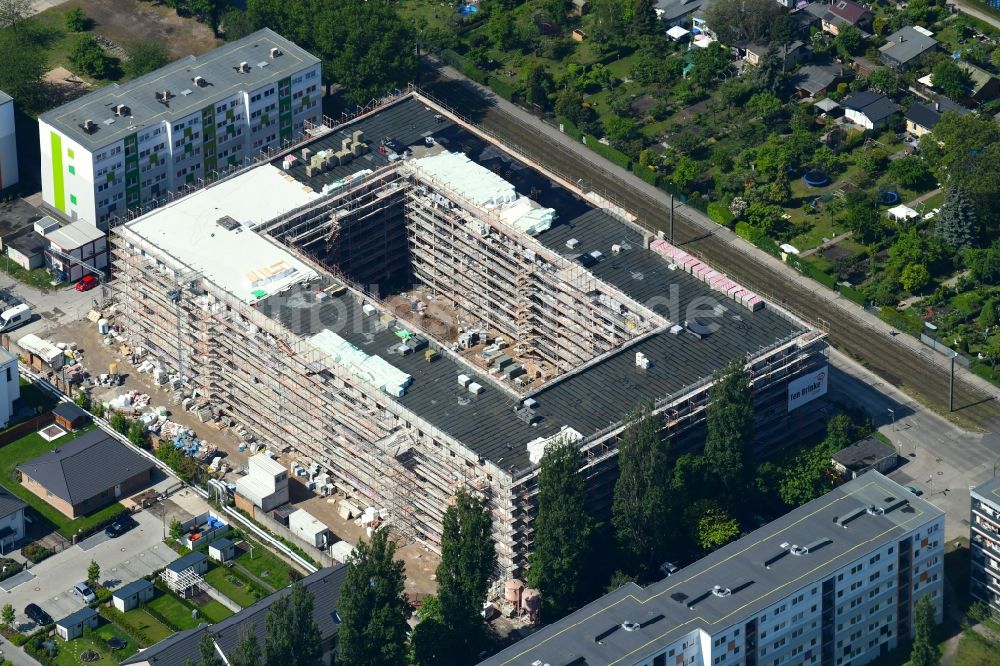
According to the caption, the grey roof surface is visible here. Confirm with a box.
[52,401,89,422]
[259,96,806,474]
[795,64,844,95]
[655,0,705,22]
[165,551,207,573]
[39,29,319,152]
[972,475,1000,504]
[832,436,896,471]
[57,606,97,628]
[842,91,899,123]
[905,100,966,129]
[113,578,153,599]
[121,566,347,666]
[210,537,233,549]
[480,473,944,666]
[880,26,937,64]
[16,429,153,505]
[6,231,48,258]
[0,483,27,519]
[0,90,11,105]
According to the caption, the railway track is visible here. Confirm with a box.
[420,76,1000,432]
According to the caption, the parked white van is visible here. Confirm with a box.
[0,304,31,332]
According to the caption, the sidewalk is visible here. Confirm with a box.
[427,60,1000,404]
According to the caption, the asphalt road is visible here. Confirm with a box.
[1,511,178,632]
[417,67,1000,433]
[951,0,1000,30]
[0,270,95,341]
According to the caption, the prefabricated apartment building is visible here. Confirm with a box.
[111,92,828,579]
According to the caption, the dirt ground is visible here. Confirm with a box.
[58,0,221,59]
[50,317,443,597]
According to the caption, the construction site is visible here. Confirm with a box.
[109,92,828,582]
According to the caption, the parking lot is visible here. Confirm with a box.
[1,509,179,630]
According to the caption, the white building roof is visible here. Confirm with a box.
[667,25,691,39]
[248,453,286,477]
[289,508,329,536]
[123,166,319,303]
[17,334,64,364]
[44,221,104,250]
[408,151,555,235]
[887,204,918,221]
[309,329,412,397]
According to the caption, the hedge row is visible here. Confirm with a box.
[879,306,923,336]
[790,257,838,289]
[838,283,867,306]
[632,164,660,186]
[583,135,631,169]
[558,115,583,140]
[488,76,517,102]
[735,222,781,256]
[707,201,735,227]
[440,49,489,84]
[100,604,156,647]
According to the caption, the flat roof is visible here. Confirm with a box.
[44,220,104,250]
[123,165,319,303]
[972,475,1000,504]
[114,578,153,598]
[880,26,937,63]
[39,29,319,151]
[481,473,944,666]
[832,436,896,471]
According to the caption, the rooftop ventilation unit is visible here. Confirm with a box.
[113,104,130,117]
[836,506,868,528]
[216,216,241,231]
[270,47,282,58]
[621,621,640,632]
[866,504,885,516]
[80,119,98,134]
[237,61,250,73]
[155,90,172,106]
[193,75,207,87]
[712,585,732,598]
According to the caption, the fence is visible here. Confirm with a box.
[0,411,54,446]
[250,506,337,568]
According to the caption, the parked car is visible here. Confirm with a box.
[659,561,680,577]
[75,274,98,291]
[105,515,138,538]
[25,603,53,626]
[905,485,923,497]
[73,581,96,603]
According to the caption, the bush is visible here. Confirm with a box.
[707,201,735,227]
[632,164,659,186]
[69,36,120,80]
[20,543,53,564]
[9,631,29,646]
[879,306,922,336]
[558,115,583,141]
[584,135,631,169]
[488,76,517,102]
[790,257,838,289]
[838,283,868,306]
[65,7,88,32]
[735,221,781,256]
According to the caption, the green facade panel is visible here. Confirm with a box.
[50,132,65,212]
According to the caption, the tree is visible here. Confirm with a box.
[523,63,554,109]
[612,404,671,578]
[867,69,899,95]
[748,49,789,95]
[264,596,293,666]
[766,169,791,206]
[704,358,754,511]
[109,411,130,435]
[932,59,971,101]
[935,186,978,250]
[69,36,119,80]
[910,595,940,666]
[604,115,637,143]
[527,440,594,621]
[671,156,699,192]
[73,390,92,411]
[631,0,658,37]
[65,7,88,31]
[87,560,100,587]
[704,0,783,44]
[128,420,148,448]
[1,603,14,629]
[900,263,931,293]
[689,42,731,86]
[835,25,864,57]
[0,32,46,112]
[746,92,782,120]
[289,582,323,666]
[336,529,410,666]
[689,501,740,550]
[199,632,222,666]
[169,519,184,541]
[125,41,171,78]
[430,490,496,664]
[888,156,932,190]
[229,627,261,666]
[485,10,516,50]
[221,8,256,41]
[0,0,30,30]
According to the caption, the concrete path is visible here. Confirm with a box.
[798,230,853,258]
[427,59,1000,404]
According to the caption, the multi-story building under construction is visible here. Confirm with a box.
[111,92,829,579]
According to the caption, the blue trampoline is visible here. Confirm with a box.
[879,190,900,205]
[803,170,829,187]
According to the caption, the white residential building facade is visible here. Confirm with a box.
[0,91,17,191]
[0,347,19,428]
[38,29,321,229]
[971,477,1000,617]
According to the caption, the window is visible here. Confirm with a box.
[68,165,75,175]
[70,194,77,205]
[67,148,74,158]
[5,367,10,382]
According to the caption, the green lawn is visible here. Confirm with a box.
[145,590,202,630]
[121,607,174,643]
[199,599,234,623]
[235,540,296,587]
[203,565,265,608]
[0,259,61,292]
[0,425,126,539]
[53,622,137,665]
[953,629,1000,666]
